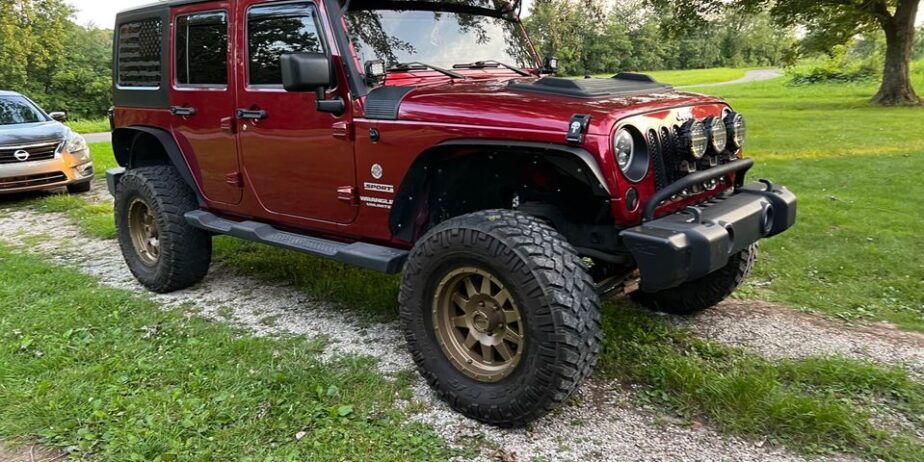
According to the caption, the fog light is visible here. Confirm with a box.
[76,163,94,178]
[626,187,639,212]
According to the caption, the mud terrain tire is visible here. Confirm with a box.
[632,244,758,315]
[399,210,602,427]
[115,166,211,293]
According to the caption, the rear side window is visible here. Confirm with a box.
[117,18,163,88]
[176,12,229,86]
[247,3,325,86]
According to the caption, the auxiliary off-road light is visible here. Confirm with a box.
[725,111,747,150]
[679,120,708,159]
[704,116,727,153]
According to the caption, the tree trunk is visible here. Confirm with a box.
[872,0,920,106]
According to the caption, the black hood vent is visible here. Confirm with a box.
[509,73,672,99]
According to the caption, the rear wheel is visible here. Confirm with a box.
[115,166,211,293]
[399,210,602,427]
[632,244,758,315]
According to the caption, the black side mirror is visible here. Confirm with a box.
[49,111,68,123]
[542,56,559,74]
[281,52,344,115]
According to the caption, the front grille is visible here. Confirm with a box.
[650,124,733,192]
[0,171,67,190]
[0,141,61,164]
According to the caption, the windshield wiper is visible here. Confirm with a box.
[452,60,532,77]
[389,62,467,80]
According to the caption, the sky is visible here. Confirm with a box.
[68,0,923,29]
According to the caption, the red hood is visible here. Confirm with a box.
[371,78,724,136]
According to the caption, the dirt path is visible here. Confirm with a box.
[680,69,784,89]
[0,441,64,462]
[1,189,920,461]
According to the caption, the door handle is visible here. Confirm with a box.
[170,106,197,117]
[236,109,267,120]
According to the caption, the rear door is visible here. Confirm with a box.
[234,0,357,224]
[170,2,242,205]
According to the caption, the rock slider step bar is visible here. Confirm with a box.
[185,210,408,273]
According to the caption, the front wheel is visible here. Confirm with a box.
[632,243,758,315]
[399,210,602,427]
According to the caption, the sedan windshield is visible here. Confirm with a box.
[346,9,537,72]
[0,96,47,125]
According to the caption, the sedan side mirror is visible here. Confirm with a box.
[49,111,68,123]
[281,52,344,115]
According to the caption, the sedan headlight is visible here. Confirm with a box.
[613,127,649,183]
[725,112,747,150]
[705,116,727,153]
[65,131,91,163]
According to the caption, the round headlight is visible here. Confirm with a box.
[680,120,708,159]
[613,127,649,183]
[725,112,747,150]
[614,129,634,171]
[705,116,727,153]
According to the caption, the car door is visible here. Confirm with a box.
[235,0,357,224]
[170,3,242,205]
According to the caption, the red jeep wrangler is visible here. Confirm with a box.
[109,0,796,426]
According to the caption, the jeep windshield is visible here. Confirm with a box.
[0,96,47,126]
[345,6,537,79]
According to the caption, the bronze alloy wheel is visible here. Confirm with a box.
[127,198,160,266]
[432,267,525,382]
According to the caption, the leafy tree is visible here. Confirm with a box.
[0,0,111,118]
[651,0,922,105]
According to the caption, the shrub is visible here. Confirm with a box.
[787,45,879,85]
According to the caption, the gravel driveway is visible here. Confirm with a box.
[1,184,920,461]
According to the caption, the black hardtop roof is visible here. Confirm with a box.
[118,0,520,17]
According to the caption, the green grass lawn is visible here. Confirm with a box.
[0,245,454,461]
[687,63,924,331]
[593,67,754,86]
[67,118,110,135]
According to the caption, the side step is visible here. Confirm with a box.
[185,210,408,274]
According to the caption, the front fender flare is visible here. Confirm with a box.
[389,139,613,241]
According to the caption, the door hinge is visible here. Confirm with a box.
[337,186,358,205]
[226,171,243,188]
[332,121,354,140]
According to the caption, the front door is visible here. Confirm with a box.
[235,0,356,224]
[170,3,242,205]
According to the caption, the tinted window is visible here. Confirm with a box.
[118,18,163,88]
[176,12,228,86]
[0,97,47,125]
[248,3,324,86]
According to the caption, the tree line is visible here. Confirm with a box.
[524,0,796,77]
[0,0,111,119]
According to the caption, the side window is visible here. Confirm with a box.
[247,3,325,86]
[176,12,229,86]
[118,18,163,88]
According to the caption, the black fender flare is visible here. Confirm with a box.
[389,139,613,241]
[111,126,205,205]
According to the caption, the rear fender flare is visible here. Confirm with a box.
[112,126,204,205]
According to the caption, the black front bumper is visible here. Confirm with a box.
[621,181,796,292]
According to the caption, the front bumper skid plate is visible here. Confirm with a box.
[621,181,796,292]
